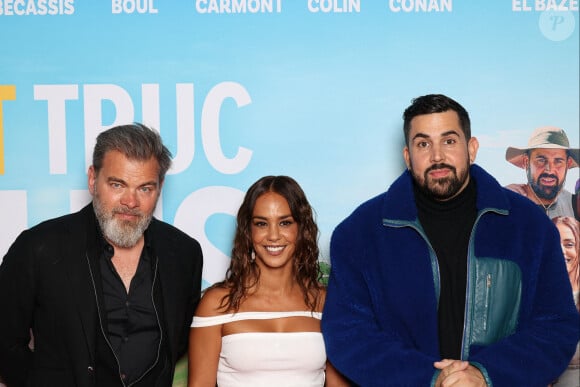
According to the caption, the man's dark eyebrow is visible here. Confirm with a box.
[106,176,158,188]
[533,156,567,163]
[106,176,126,184]
[441,130,461,137]
[411,130,460,141]
[140,181,159,187]
[411,133,429,141]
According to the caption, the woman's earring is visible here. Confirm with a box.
[251,250,256,262]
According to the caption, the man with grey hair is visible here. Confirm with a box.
[0,123,203,386]
[505,126,579,220]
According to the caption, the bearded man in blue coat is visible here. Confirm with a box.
[322,94,579,386]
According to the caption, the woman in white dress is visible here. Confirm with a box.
[552,216,580,387]
[188,176,347,387]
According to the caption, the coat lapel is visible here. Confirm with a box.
[64,204,101,363]
[150,221,180,363]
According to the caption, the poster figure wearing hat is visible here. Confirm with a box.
[505,126,579,221]
[507,126,580,387]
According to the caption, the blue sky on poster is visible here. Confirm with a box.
[1,2,578,283]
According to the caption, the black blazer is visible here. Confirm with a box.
[0,204,203,387]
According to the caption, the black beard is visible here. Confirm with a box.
[411,163,469,201]
[527,170,563,201]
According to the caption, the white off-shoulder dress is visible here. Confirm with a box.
[191,311,326,387]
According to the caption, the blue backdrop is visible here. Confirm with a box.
[1,1,579,289]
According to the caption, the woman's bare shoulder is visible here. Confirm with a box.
[195,286,231,317]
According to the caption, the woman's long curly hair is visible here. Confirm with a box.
[212,176,323,313]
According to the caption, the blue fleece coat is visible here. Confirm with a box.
[322,164,579,387]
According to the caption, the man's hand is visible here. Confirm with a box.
[434,359,487,387]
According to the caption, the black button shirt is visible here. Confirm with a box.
[100,238,161,385]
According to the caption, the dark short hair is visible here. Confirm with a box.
[403,94,471,145]
[92,123,172,181]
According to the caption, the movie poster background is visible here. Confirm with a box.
[0,1,578,385]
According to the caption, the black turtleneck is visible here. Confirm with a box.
[414,177,478,360]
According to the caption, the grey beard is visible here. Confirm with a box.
[93,197,153,249]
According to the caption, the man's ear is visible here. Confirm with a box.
[88,166,96,195]
[522,154,530,169]
[403,146,411,170]
[467,137,479,164]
